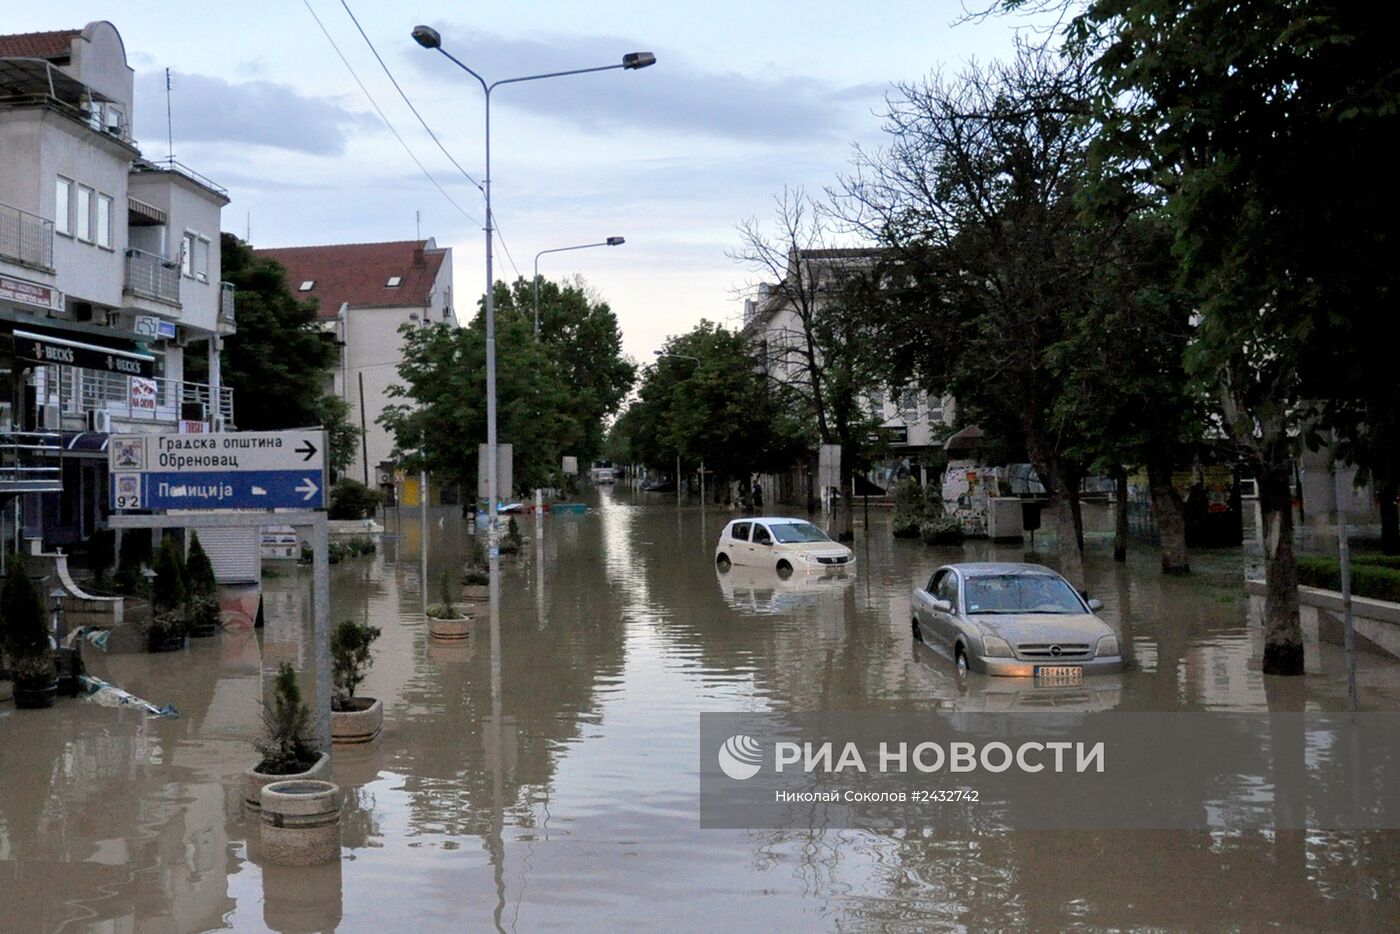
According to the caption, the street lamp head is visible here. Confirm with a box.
[411,25,442,50]
[606,236,625,246]
[622,51,657,70]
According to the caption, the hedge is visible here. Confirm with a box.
[1296,556,1400,604]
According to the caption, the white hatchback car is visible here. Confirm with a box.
[715,517,856,577]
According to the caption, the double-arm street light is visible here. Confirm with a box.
[411,25,655,546]
[533,237,625,339]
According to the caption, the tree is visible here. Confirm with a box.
[611,320,808,494]
[838,47,1107,590]
[1073,0,1400,671]
[219,233,358,475]
[504,277,636,465]
[730,188,888,538]
[379,286,589,497]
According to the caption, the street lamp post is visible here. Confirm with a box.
[533,237,624,339]
[655,351,701,507]
[412,25,654,547]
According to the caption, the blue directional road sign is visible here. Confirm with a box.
[109,430,327,511]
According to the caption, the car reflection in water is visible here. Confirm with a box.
[908,640,1124,711]
[715,561,855,616]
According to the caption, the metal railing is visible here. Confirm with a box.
[0,431,62,493]
[124,248,181,306]
[39,366,234,428]
[0,201,54,270]
[220,281,236,325]
[132,158,229,199]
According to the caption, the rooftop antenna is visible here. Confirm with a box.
[246,211,251,243]
[164,68,174,164]
[416,209,421,241]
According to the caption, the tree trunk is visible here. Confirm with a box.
[1147,459,1189,574]
[1111,464,1128,563]
[837,457,855,542]
[1259,462,1304,675]
[1064,460,1085,554]
[1049,488,1085,595]
[1380,477,1399,556]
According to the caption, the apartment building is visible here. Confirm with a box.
[254,239,453,499]
[0,22,234,547]
[743,248,954,490]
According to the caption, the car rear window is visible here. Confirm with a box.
[731,522,751,541]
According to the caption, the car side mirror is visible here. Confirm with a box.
[932,598,953,613]
[1087,598,1104,612]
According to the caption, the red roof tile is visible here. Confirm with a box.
[255,240,447,318]
[0,29,80,60]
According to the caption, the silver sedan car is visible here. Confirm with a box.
[912,563,1123,680]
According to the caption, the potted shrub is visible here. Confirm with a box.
[920,514,966,546]
[185,532,221,638]
[245,662,329,811]
[892,478,929,539]
[461,537,489,599]
[144,537,189,652]
[4,555,57,709]
[426,572,471,642]
[330,619,383,744]
[498,517,524,556]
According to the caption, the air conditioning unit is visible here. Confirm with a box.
[104,111,123,134]
[175,327,189,348]
[40,403,60,430]
[88,410,112,433]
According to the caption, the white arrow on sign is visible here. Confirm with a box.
[296,477,319,501]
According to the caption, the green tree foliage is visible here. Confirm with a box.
[151,536,186,612]
[219,233,359,474]
[185,533,220,635]
[329,478,383,520]
[611,321,809,491]
[331,619,381,708]
[256,662,318,774]
[1071,0,1400,670]
[380,278,631,497]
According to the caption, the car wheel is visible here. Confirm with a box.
[776,560,793,579]
[955,645,969,678]
[716,553,731,572]
[911,617,923,643]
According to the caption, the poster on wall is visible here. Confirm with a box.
[130,377,157,412]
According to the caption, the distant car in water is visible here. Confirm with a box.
[911,563,1121,682]
[715,517,855,577]
[590,461,617,484]
[640,477,676,493]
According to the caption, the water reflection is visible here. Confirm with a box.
[3,495,1400,930]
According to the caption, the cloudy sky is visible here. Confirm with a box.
[20,1,1044,362]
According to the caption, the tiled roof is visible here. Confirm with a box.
[0,29,80,59]
[255,240,447,318]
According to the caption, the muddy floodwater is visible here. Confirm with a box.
[4,487,1400,931]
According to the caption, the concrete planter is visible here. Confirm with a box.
[331,697,383,745]
[460,584,489,602]
[245,751,331,812]
[1246,580,1400,661]
[13,678,57,709]
[427,609,473,643]
[260,779,341,866]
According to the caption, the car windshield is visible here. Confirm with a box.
[964,575,1085,615]
[768,522,830,544]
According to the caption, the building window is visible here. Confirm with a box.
[76,186,93,242]
[299,280,315,291]
[181,233,196,277]
[55,177,73,235]
[196,236,210,282]
[386,276,402,288]
[96,194,112,248]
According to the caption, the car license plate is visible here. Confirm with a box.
[1035,665,1083,685]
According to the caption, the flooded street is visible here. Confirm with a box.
[5,487,1400,932]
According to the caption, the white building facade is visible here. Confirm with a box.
[0,22,234,547]
[255,239,453,500]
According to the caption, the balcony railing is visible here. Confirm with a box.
[0,201,54,270]
[0,431,62,493]
[220,281,236,325]
[38,366,234,428]
[124,248,181,306]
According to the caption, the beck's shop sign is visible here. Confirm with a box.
[0,274,63,312]
[15,330,156,378]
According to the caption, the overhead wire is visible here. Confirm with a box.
[299,0,482,227]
